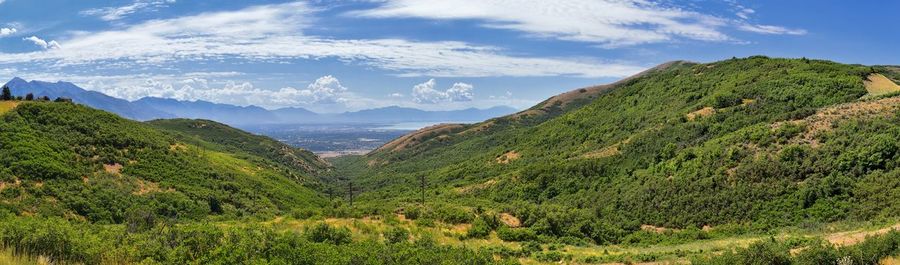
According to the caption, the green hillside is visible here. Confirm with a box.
[1,56,899,264]
[0,102,325,223]
[147,119,331,174]
[332,56,899,243]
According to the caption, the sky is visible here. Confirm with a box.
[0,0,897,113]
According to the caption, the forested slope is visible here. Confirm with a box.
[332,56,899,244]
[0,102,326,223]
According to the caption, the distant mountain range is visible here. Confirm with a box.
[2,77,517,126]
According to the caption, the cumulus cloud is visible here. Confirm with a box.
[23,36,61,49]
[0,2,643,78]
[0,28,16,37]
[280,75,350,104]
[81,0,177,21]
[86,74,350,107]
[412,79,474,104]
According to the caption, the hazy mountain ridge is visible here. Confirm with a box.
[1,78,518,126]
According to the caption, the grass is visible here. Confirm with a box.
[865,73,900,95]
[0,248,43,265]
[0,101,19,116]
[213,215,900,264]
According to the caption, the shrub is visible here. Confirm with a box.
[498,227,538,242]
[305,223,352,245]
[434,205,473,224]
[384,226,409,244]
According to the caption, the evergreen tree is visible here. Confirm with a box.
[0,86,11,101]
[25,93,34,101]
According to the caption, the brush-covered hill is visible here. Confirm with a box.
[332,56,900,243]
[147,118,331,174]
[0,101,326,223]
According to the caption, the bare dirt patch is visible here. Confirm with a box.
[641,224,680,234]
[583,144,622,159]
[825,223,900,247]
[865,74,900,95]
[454,179,497,194]
[686,107,715,121]
[495,151,520,164]
[103,163,123,175]
[499,213,521,228]
[169,143,188,152]
[775,97,900,146]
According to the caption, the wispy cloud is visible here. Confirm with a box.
[737,24,806,35]
[22,36,61,49]
[0,2,643,78]
[351,0,734,47]
[728,1,806,36]
[353,0,808,46]
[81,0,177,21]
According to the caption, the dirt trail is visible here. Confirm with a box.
[825,223,900,247]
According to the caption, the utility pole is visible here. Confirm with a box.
[419,174,426,206]
[347,180,354,207]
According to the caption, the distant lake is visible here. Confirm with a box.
[373,121,479,130]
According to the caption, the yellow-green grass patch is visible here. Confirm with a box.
[865,74,900,95]
[0,101,19,115]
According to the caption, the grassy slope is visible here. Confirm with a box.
[333,57,900,238]
[0,102,325,223]
[147,118,330,175]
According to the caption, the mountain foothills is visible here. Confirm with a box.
[1,56,900,264]
[2,77,517,126]
[331,57,900,261]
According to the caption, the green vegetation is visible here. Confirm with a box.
[329,57,899,249]
[0,102,325,223]
[148,119,330,174]
[3,56,900,264]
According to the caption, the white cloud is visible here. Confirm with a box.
[412,79,474,104]
[0,2,643,78]
[352,0,733,47]
[0,28,16,37]
[279,75,350,104]
[738,24,806,35]
[736,8,755,20]
[389,93,404,98]
[23,36,61,49]
[81,0,177,21]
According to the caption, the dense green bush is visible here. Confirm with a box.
[0,215,512,264]
[305,223,352,245]
[384,226,410,244]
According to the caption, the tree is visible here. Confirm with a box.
[25,93,34,101]
[0,86,11,100]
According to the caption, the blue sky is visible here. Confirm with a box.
[0,0,897,113]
